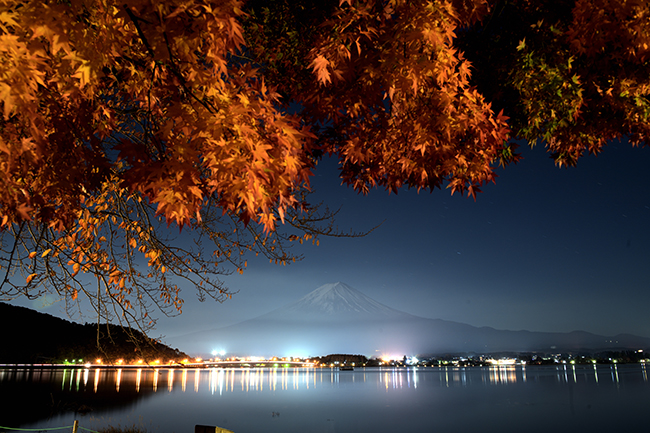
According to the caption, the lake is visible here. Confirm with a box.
[1,364,649,433]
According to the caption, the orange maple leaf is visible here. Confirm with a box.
[310,55,332,85]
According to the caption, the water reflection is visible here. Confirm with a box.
[167,369,173,392]
[0,367,160,428]
[115,368,122,392]
[1,364,646,397]
[487,365,520,384]
[93,368,98,392]
[136,368,142,392]
[3,364,650,433]
[45,366,431,394]
[181,369,187,392]
[204,367,327,394]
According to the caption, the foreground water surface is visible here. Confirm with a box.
[1,364,649,433]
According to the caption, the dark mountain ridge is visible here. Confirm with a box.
[172,282,650,357]
[0,302,187,363]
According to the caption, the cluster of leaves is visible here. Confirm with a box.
[0,0,341,338]
[0,0,316,231]
[245,0,512,198]
[1,0,649,338]
[457,0,650,165]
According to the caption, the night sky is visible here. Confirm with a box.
[16,139,650,347]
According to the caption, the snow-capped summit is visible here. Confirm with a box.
[280,282,409,318]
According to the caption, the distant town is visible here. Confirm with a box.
[3,350,649,369]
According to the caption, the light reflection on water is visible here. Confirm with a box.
[21,363,647,398]
[3,364,650,433]
[8,363,646,395]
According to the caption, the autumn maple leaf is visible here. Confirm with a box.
[310,55,332,85]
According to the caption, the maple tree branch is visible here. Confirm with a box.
[123,5,223,129]
[160,30,222,116]
[122,5,156,60]
[0,223,24,295]
[122,5,220,125]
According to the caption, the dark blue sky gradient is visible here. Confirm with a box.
[151,139,650,342]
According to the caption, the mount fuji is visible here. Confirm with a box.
[167,282,650,357]
[261,282,415,320]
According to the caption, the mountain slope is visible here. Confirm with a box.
[168,283,650,357]
[0,302,187,363]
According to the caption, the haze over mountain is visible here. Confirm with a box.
[167,282,650,358]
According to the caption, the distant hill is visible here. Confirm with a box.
[169,282,650,357]
[0,302,188,363]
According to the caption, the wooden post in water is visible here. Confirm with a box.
[72,420,79,433]
[195,425,234,433]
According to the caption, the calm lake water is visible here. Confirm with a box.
[1,364,649,433]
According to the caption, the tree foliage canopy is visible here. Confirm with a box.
[1,0,648,336]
